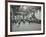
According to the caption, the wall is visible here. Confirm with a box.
[0,0,46,37]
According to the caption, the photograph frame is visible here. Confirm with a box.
[5,1,45,36]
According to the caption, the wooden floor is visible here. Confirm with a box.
[11,22,41,32]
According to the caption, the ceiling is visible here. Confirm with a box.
[10,5,41,15]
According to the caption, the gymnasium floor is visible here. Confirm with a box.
[11,22,41,32]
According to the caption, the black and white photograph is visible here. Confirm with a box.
[10,5,41,31]
[8,2,44,35]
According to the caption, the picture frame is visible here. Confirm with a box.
[5,1,45,36]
